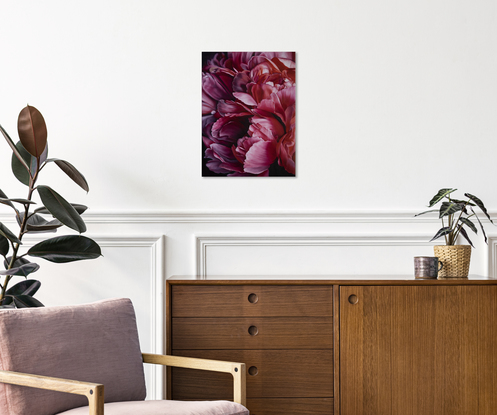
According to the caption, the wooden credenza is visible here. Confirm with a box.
[166,277,497,415]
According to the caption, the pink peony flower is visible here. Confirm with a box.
[202,52,296,176]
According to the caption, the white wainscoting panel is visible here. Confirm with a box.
[196,235,436,279]
[15,235,165,400]
[488,236,497,279]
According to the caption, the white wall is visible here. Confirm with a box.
[1,0,497,398]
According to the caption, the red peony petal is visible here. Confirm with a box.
[244,140,277,175]
[233,92,257,107]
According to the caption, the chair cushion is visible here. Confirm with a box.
[57,400,249,415]
[0,298,146,415]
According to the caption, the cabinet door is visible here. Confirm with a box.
[340,285,497,415]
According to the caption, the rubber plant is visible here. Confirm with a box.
[416,188,494,246]
[0,105,101,308]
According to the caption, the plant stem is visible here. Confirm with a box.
[451,200,471,243]
[0,166,38,302]
[442,216,448,245]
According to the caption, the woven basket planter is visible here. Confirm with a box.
[433,245,471,278]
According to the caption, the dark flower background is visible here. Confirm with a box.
[202,52,296,177]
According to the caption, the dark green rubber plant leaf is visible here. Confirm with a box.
[0,300,15,308]
[429,226,453,242]
[0,198,36,205]
[0,296,14,308]
[12,294,44,308]
[428,188,457,207]
[0,222,21,245]
[0,123,30,172]
[11,141,33,186]
[460,217,477,234]
[47,159,89,192]
[17,105,48,158]
[4,257,33,269]
[439,202,463,218]
[0,261,40,277]
[0,234,9,256]
[0,189,15,211]
[17,213,62,233]
[5,279,41,297]
[465,193,494,224]
[34,203,88,217]
[27,235,101,263]
[37,185,86,233]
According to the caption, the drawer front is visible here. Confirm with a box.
[247,398,333,415]
[172,285,333,317]
[172,349,333,399]
[172,317,333,349]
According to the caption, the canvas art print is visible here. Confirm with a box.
[202,52,296,177]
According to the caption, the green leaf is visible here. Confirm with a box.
[0,198,36,205]
[457,225,474,248]
[439,202,463,218]
[0,257,40,277]
[0,296,14,308]
[414,209,438,217]
[12,294,44,308]
[451,199,476,207]
[11,141,33,186]
[47,159,89,192]
[460,217,477,234]
[27,235,101,263]
[428,188,457,207]
[37,185,86,233]
[471,208,488,244]
[465,193,493,224]
[0,234,9,256]
[0,123,30,172]
[35,203,88,216]
[4,256,28,269]
[17,105,48,158]
[0,189,15,211]
[5,279,41,296]
[17,213,62,233]
[429,226,453,242]
[0,222,21,245]
[0,261,40,277]
[39,143,48,165]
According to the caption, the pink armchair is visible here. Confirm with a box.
[0,298,248,415]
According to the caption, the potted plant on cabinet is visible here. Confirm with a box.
[416,188,493,278]
[0,105,101,308]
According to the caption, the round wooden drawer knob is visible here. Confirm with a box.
[248,366,258,376]
[248,293,259,304]
[248,325,259,336]
[348,294,359,305]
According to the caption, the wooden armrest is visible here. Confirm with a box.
[142,353,246,406]
[0,370,104,415]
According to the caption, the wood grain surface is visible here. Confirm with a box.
[246,398,333,415]
[171,349,333,399]
[340,285,497,415]
[172,317,333,349]
[171,285,333,317]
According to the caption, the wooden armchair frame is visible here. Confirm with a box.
[0,353,246,415]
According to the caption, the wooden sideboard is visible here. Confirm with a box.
[166,277,497,415]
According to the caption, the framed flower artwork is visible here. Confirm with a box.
[202,52,296,177]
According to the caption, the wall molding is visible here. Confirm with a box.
[1,210,478,224]
[95,235,166,400]
[488,236,497,279]
[16,234,166,400]
[196,234,434,278]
